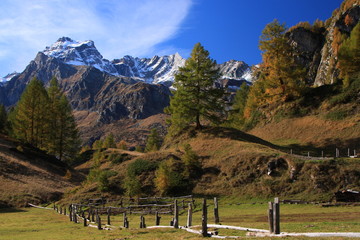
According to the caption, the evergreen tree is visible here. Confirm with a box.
[47,77,80,162]
[56,95,80,162]
[338,22,360,86]
[258,19,306,101]
[0,104,7,133]
[13,77,49,148]
[102,133,116,148]
[165,43,225,134]
[182,144,201,179]
[228,82,250,128]
[145,128,161,152]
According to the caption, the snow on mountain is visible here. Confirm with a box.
[0,72,19,84]
[219,60,251,81]
[40,37,252,86]
[43,37,118,75]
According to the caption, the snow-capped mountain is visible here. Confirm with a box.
[112,53,186,85]
[43,37,118,75]
[0,72,19,84]
[40,37,251,85]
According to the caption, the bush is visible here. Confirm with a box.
[127,159,157,176]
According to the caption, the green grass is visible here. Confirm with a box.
[1,202,360,239]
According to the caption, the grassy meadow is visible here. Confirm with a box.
[1,201,360,240]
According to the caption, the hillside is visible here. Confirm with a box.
[58,126,360,205]
[0,135,83,207]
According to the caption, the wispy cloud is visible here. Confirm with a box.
[0,0,193,76]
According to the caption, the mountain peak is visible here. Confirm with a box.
[42,37,117,75]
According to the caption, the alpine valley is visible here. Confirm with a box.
[0,37,251,145]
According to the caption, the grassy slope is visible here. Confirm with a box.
[0,135,83,207]
[61,124,360,204]
[1,203,360,240]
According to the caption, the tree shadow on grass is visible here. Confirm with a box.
[0,208,27,213]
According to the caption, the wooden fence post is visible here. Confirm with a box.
[202,198,208,237]
[83,212,87,227]
[140,215,146,228]
[59,207,62,214]
[214,197,219,224]
[155,211,161,226]
[92,209,95,222]
[73,206,78,224]
[107,208,111,225]
[268,202,274,234]
[273,197,280,234]
[173,200,179,228]
[87,207,91,220]
[123,212,127,227]
[64,208,66,216]
[187,203,192,227]
[69,207,72,222]
[97,214,102,230]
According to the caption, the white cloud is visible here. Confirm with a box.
[0,0,192,76]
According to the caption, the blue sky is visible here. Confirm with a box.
[0,0,344,77]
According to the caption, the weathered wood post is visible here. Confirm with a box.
[59,207,62,214]
[107,208,111,225]
[322,151,324,158]
[273,197,280,234]
[214,197,219,224]
[173,199,179,228]
[290,149,292,155]
[92,208,95,222]
[73,205,78,224]
[123,212,127,227]
[268,202,274,234]
[97,214,102,230]
[307,152,310,158]
[53,203,56,210]
[69,205,72,222]
[187,203,192,227]
[64,208,66,216]
[140,215,146,228]
[155,211,161,225]
[87,207,91,220]
[348,148,350,157]
[83,212,87,227]
[202,198,208,237]
[95,209,99,223]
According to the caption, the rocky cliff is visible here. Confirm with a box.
[287,2,359,86]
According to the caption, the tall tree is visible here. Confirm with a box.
[13,77,49,148]
[166,43,225,134]
[0,104,7,133]
[145,128,161,152]
[258,19,306,101]
[47,77,80,162]
[228,82,250,128]
[338,22,360,86]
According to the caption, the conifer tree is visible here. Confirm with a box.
[258,19,306,101]
[102,133,116,148]
[145,128,161,152]
[338,22,360,86]
[47,77,80,162]
[166,43,225,134]
[0,104,7,133]
[13,77,49,148]
[228,82,250,128]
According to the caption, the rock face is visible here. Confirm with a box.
[0,36,253,145]
[1,52,170,123]
[287,4,360,86]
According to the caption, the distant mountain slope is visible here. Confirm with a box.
[0,134,82,207]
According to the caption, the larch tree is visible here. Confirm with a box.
[338,22,360,87]
[13,77,49,148]
[258,19,306,102]
[47,77,80,162]
[165,43,225,135]
[145,128,161,152]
